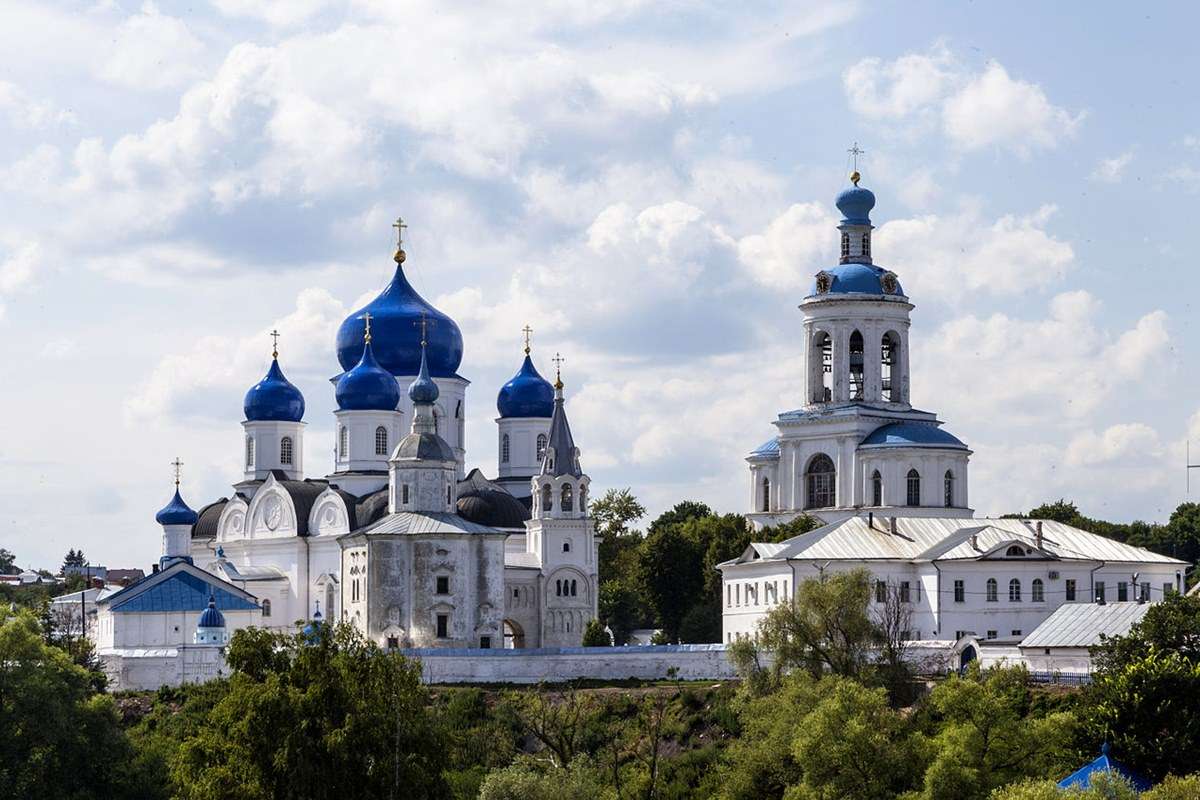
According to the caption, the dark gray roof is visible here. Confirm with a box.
[541,392,582,477]
[394,431,456,462]
[191,478,389,539]
[457,489,529,529]
[192,499,229,538]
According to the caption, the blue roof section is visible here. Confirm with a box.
[497,354,555,418]
[335,338,401,411]
[836,184,876,226]
[860,422,968,450]
[336,261,464,378]
[408,342,439,404]
[1058,744,1151,792]
[155,488,199,526]
[244,358,305,422]
[749,438,780,458]
[197,597,226,628]
[811,263,904,297]
[110,569,258,614]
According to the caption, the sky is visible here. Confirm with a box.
[1,0,1198,572]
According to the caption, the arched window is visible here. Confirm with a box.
[760,478,771,512]
[1005,545,1025,557]
[579,486,588,513]
[814,331,833,402]
[805,454,836,509]
[280,436,293,466]
[536,434,548,461]
[542,484,553,512]
[245,435,255,468]
[861,232,870,259]
[848,330,864,400]
[986,578,997,602]
[561,484,573,512]
[944,470,954,507]
[446,485,452,505]
[261,598,271,618]
[906,469,921,506]
[871,470,882,506]
[881,332,900,402]
[570,579,577,597]
[840,232,850,260]
[555,580,561,597]
[338,426,348,459]
[1032,579,1044,603]
[401,484,409,504]
[563,541,571,553]
[1009,579,1022,602]
[432,409,439,434]
[375,426,388,456]
[501,433,510,463]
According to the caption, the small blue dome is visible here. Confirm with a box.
[244,359,305,422]
[836,185,876,225]
[336,261,464,378]
[198,596,226,628]
[408,343,439,404]
[497,355,554,418]
[860,422,968,450]
[156,488,198,526]
[335,339,400,411]
[811,263,904,296]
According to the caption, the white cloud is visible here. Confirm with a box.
[101,3,206,91]
[1065,423,1161,467]
[0,81,76,129]
[211,0,332,27]
[0,240,43,318]
[844,47,1084,155]
[1091,151,1134,183]
[736,202,837,289]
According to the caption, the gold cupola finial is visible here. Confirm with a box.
[522,324,533,356]
[848,141,865,185]
[552,351,564,390]
[392,216,408,264]
[850,170,861,186]
[361,312,373,344]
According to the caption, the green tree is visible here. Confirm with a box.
[1143,774,1200,800]
[756,568,877,679]
[61,548,86,572]
[1092,593,1200,672]
[582,618,613,647]
[171,622,449,799]
[921,666,1077,800]
[1164,502,1200,575]
[599,581,641,646]
[0,548,15,575]
[788,678,922,800]
[479,756,612,800]
[0,610,143,798]
[988,772,1139,800]
[592,488,647,540]
[639,523,704,642]
[648,501,713,534]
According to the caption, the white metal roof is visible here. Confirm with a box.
[735,516,1184,566]
[356,511,502,536]
[1020,601,1152,648]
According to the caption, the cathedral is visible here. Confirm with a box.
[99,226,599,678]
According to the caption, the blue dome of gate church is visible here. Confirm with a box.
[244,358,305,422]
[336,257,464,378]
[497,355,554,418]
[155,488,199,526]
[197,596,226,629]
[836,184,876,225]
[335,338,400,411]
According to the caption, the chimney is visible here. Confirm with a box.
[889,517,897,536]
[970,533,978,551]
[868,511,874,530]
[1035,521,1044,549]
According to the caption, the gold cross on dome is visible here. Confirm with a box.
[848,142,865,170]
[413,312,434,346]
[522,325,533,355]
[171,457,184,487]
[361,312,373,343]
[392,216,407,248]
[269,329,280,359]
[552,351,564,376]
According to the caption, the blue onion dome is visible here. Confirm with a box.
[336,255,464,378]
[408,341,440,404]
[497,355,554,418]
[335,338,400,411]
[244,358,305,422]
[156,488,199,526]
[198,595,226,628]
[836,182,876,225]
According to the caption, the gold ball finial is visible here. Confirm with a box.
[394,248,406,264]
[850,170,861,186]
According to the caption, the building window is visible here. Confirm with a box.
[536,434,548,461]
[375,426,388,456]
[1066,579,1076,601]
[954,580,964,603]
[1096,582,1106,603]
[986,630,997,640]
[513,587,520,599]
[501,433,510,463]
[1163,582,1173,598]
[1009,579,1022,602]
[561,484,574,512]
[848,330,865,400]
[861,232,870,259]
[840,232,850,259]
[280,436,293,466]
[906,469,921,506]
[761,477,771,512]
[436,614,448,638]
[401,484,409,504]
[480,636,491,649]
[1011,629,1022,637]
[880,332,899,403]
[1118,581,1128,602]
[447,486,452,505]
[871,470,882,506]
[570,580,577,597]
[1140,582,1150,601]
[579,485,588,513]
[1032,579,1044,602]
[387,636,399,650]
[943,470,954,507]
[805,454,836,509]
[986,578,998,602]
[954,630,967,640]
[542,484,553,513]
[817,331,833,402]
[1006,545,1025,557]
[433,409,439,434]
[875,580,886,603]
[562,541,571,553]
[436,576,449,594]
[900,581,911,603]
[338,426,348,459]
[261,598,271,617]
[245,436,255,468]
